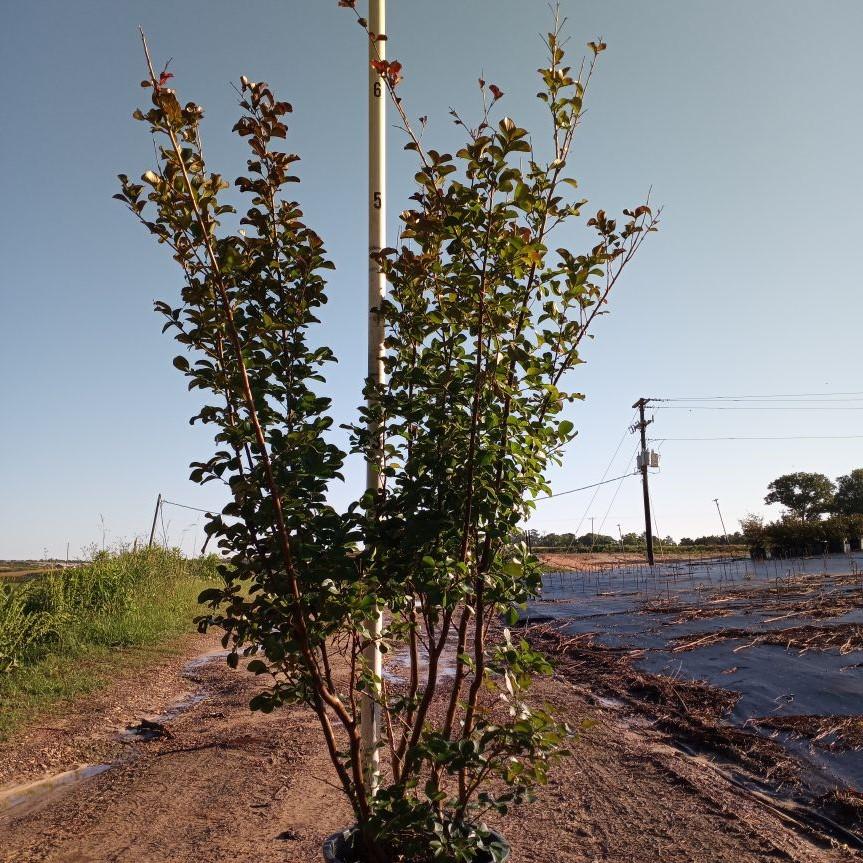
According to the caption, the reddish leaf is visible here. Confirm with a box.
[370,59,404,87]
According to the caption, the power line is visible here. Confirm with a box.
[655,390,863,401]
[568,413,636,539]
[659,398,863,405]
[653,434,863,442]
[655,406,863,411]
[596,443,639,537]
[534,471,638,501]
[161,499,217,514]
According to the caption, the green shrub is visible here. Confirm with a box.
[0,584,58,673]
[0,548,218,678]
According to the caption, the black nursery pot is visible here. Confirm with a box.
[322,827,511,863]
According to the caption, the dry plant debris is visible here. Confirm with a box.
[754,715,863,752]
[671,623,863,655]
[524,622,801,786]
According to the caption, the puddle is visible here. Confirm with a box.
[383,651,456,683]
[118,648,225,742]
[118,720,171,743]
[158,691,208,721]
[384,632,459,684]
[4,645,230,818]
[0,764,111,820]
[117,696,206,742]
[184,648,229,673]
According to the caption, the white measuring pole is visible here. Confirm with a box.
[361,0,386,796]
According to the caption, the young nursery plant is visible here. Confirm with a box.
[117,8,656,861]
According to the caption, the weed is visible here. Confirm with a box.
[0,547,218,737]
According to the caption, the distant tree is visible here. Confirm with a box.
[678,532,743,547]
[764,472,835,522]
[823,513,863,547]
[535,532,575,548]
[741,510,863,557]
[693,534,722,545]
[577,532,616,548]
[740,514,767,555]
[834,469,863,515]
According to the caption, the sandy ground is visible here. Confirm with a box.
[0,632,859,863]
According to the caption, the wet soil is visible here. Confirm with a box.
[1,631,860,861]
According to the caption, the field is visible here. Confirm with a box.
[537,547,748,573]
[0,561,82,584]
[2,551,863,860]
[0,548,219,737]
[529,552,863,843]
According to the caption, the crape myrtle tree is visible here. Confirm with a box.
[116,10,656,861]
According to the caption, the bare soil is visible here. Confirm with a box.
[539,550,743,572]
[0,631,860,862]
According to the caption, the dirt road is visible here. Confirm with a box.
[1,633,859,862]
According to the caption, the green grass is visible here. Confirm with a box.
[0,547,220,738]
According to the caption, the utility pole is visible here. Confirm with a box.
[589,516,595,551]
[632,398,655,566]
[617,523,624,552]
[362,0,387,798]
[713,498,730,546]
[148,493,162,549]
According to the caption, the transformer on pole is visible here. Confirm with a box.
[632,399,655,566]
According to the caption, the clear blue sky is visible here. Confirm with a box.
[2,1,862,558]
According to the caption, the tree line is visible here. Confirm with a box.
[742,469,863,557]
[528,469,863,556]
[525,529,745,552]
